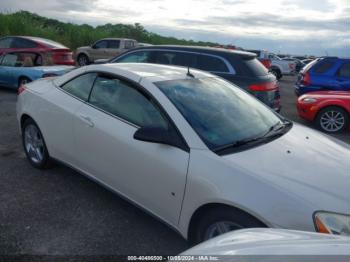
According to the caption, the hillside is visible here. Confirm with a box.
[0,11,219,50]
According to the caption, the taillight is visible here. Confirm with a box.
[302,72,311,86]
[260,59,271,69]
[17,85,26,95]
[249,81,278,91]
[289,63,295,69]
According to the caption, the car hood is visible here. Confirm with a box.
[222,123,350,212]
[182,228,350,255]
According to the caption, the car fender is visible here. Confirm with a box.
[178,149,316,239]
[316,100,350,116]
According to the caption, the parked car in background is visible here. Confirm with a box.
[75,38,138,66]
[0,36,74,65]
[297,91,350,133]
[282,57,304,72]
[108,45,281,111]
[247,50,296,80]
[301,58,314,66]
[246,49,271,69]
[17,63,350,245]
[0,51,74,89]
[182,228,350,256]
[295,57,350,96]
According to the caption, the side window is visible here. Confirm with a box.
[108,40,120,49]
[89,75,168,128]
[12,38,37,48]
[116,51,153,63]
[155,51,196,67]
[0,37,13,48]
[93,40,108,49]
[313,60,335,74]
[1,54,18,67]
[197,55,229,72]
[124,41,134,49]
[338,63,350,78]
[61,73,97,101]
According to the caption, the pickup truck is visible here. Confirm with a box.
[75,38,138,66]
[248,50,296,80]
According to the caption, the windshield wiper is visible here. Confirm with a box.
[213,120,293,154]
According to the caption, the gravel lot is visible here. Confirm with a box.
[0,75,349,256]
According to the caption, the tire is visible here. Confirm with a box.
[77,54,89,66]
[18,77,31,88]
[271,68,282,80]
[22,118,52,169]
[190,207,265,245]
[315,106,349,133]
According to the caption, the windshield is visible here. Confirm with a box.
[156,77,283,150]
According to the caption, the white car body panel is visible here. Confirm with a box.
[17,63,350,240]
[182,228,350,255]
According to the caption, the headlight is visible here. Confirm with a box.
[314,212,350,236]
[302,97,317,103]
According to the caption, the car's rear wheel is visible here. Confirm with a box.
[270,68,282,80]
[18,77,31,88]
[315,106,349,133]
[190,207,266,245]
[22,118,52,169]
[77,54,89,66]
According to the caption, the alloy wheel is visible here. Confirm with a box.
[204,221,242,240]
[24,124,45,164]
[320,110,345,132]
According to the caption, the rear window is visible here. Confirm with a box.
[313,60,335,74]
[197,55,229,72]
[301,59,318,73]
[30,37,67,49]
[242,57,269,76]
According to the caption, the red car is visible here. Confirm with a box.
[297,91,350,133]
[0,36,74,65]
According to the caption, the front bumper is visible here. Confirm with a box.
[297,103,317,121]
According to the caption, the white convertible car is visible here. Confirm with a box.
[16,63,350,244]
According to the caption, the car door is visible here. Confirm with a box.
[0,53,18,88]
[45,72,97,165]
[336,62,350,91]
[106,40,121,58]
[73,73,190,226]
[90,40,109,61]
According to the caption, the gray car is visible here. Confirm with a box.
[75,38,137,66]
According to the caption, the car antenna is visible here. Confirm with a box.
[187,66,195,78]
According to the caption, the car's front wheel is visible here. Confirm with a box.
[18,77,31,88]
[22,118,52,169]
[190,207,266,245]
[315,106,349,133]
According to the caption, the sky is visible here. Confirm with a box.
[2,0,350,56]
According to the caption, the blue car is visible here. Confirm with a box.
[0,51,74,89]
[295,57,350,96]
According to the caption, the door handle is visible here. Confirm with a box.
[79,115,94,127]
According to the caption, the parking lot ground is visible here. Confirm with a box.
[0,76,349,255]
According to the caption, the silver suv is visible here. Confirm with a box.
[75,38,137,66]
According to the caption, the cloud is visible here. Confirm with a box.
[0,0,349,56]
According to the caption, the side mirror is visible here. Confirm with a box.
[134,126,187,150]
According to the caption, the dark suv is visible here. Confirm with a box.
[108,46,280,111]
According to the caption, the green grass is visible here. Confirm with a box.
[0,11,218,50]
